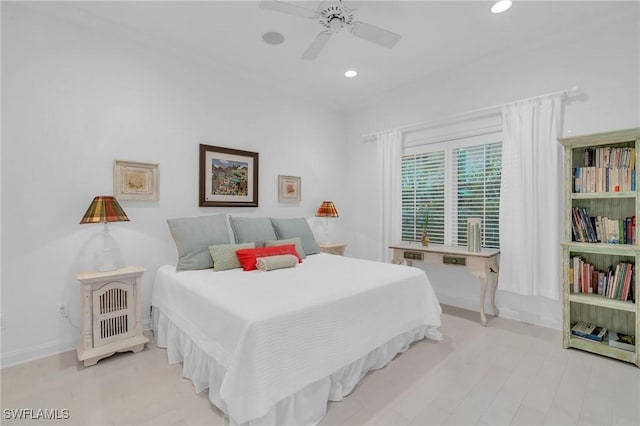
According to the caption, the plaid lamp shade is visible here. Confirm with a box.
[315,201,339,218]
[80,196,130,224]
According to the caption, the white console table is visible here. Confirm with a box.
[390,243,500,326]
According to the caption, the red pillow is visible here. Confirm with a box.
[236,245,302,271]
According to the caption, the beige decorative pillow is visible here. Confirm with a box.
[265,237,306,259]
[256,254,298,271]
[209,242,255,271]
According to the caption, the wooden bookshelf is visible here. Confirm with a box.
[560,128,640,367]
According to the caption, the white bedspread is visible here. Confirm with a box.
[151,253,442,424]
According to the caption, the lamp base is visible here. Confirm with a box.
[323,217,331,244]
[99,227,117,272]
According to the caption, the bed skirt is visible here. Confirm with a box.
[153,308,441,426]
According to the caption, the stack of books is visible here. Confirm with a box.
[571,321,607,342]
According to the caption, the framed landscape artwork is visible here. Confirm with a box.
[278,175,301,203]
[114,160,159,201]
[199,144,259,207]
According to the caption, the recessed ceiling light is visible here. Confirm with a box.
[491,0,512,14]
[345,70,357,78]
[262,31,285,45]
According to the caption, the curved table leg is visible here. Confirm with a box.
[479,273,488,326]
[490,266,499,317]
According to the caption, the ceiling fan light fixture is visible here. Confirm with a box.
[329,18,344,33]
[344,70,357,78]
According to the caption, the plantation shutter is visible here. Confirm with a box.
[452,142,502,249]
[401,151,445,244]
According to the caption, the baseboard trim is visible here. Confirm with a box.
[498,307,561,330]
[1,338,77,369]
[433,287,562,331]
[1,317,154,369]
[434,291,488,314]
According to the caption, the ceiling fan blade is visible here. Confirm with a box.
[350,21,401,48]
[301,31,332,60]
[259,1,315,18]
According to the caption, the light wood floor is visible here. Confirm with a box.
[2,305,639,425]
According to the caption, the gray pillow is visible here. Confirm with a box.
[230,216,277,247]
[265,237,306,259]
[209,242,255,271]
[270,218,321,255]
[167,214,230,271]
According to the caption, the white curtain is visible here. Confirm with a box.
[376,129,402,262]
[499,96,563,300]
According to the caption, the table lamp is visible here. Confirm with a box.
[315,201,339,244]
[80,196,130,271]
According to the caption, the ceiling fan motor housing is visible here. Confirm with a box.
[317,1,354,33]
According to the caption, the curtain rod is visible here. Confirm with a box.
[361,86,580,142]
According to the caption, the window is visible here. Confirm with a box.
[402,152,445,244]
[401,132,502,249]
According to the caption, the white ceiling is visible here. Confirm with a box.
[39,1,639,111]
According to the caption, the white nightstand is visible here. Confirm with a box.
[76,265,149,366]
[320,243,347,256]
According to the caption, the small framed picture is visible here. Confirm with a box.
[278,175,301,203]
[199,144,259,207]
[114,160,159,201]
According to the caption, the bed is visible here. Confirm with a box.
[155,214,442,424]
[151,251,442,425]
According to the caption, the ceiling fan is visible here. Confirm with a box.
[259,0,402,60]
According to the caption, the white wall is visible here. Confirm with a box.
[344,12,640,329]
[1,4,348,366]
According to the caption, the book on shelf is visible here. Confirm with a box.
[597,271,605,295]
[572,256,580,293]
[608,262,621,298]
[621,262,633,301]
[571,322,607,342]
[608,331,636,351]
